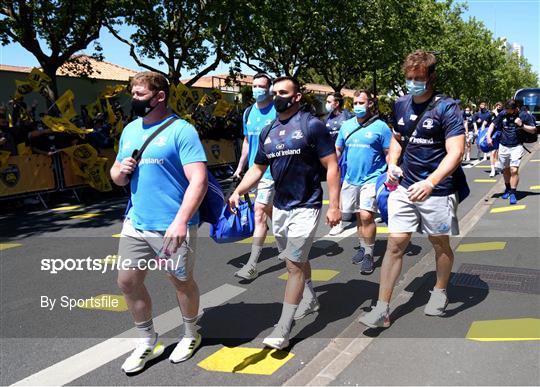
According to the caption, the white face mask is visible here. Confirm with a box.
[325,102,334,113]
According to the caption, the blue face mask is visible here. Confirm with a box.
[353,104,367,118]
[252,87,269,102]
[406,79,427,96]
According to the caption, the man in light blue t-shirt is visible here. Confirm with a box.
[232,73,277,280]
[110,72,207,373]
[336,90,391,275]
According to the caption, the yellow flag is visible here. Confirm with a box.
[105,100,116,125]
[28,68,51,92]
[86,99,103,119]
[213,99,233,117]
[14,80,34,99]
[42,116,92,137]
[16,143,32,156]
[55,89,77,120]
[82,157,112,192]
[0,151,10,170]
[99,84,126,99]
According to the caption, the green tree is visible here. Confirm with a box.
[106,0,237,86]
[0,0,112,99]
[232,0,326,78]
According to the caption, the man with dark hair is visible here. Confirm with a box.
[359,50,465,328]
[229,75,341,349]
[473,101,495,169]
[325,91,353,236]
[487,98,536,204]
[111,71,208,373]
[463,106,475,161]
[232,72,276,280]
[336,90,392,274]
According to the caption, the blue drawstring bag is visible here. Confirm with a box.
[199,171,225,225]
[375,173,391,224]
[478,127,500,153]
[210,195,255,243]
[338,151,347,184]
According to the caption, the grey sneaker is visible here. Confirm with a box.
[424,290,448,316]
[329,222,345,236]
[358,304,390,329]
[262,326,290,350]
[234,265,258,280]
[360,254,374,275]
[351,247,365,265]
[294,297,320,320]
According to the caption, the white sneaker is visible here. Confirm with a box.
[169,334,202,363]
[424,290,448,316]
[294,297,320,320]
[262,326,290,350]
[358,304,390,329]
[329,221,344,236]
[234,265,258,280]
[121,335,164,374]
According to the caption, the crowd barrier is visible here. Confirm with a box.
[0,139,239,202]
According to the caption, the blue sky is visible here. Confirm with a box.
[1,0,538,78]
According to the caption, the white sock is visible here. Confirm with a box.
[276,302,298,334]
[183,315,199,339]
[360,239,374,257]
[245,244,263,268]
[375,300,389,310]
[432,287,446,294]
[303,279,316,301]
[135,319,156,345]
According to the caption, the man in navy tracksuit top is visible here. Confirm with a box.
[229,76,341,349]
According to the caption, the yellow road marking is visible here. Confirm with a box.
[530,159,540,162]
[112,234,122,238]
[377,226,389,234]
[466,318,540,342]
[52,205,82,211]
[198,347,294,375]
[456,241,506,252]
[77,294,128,312]
[474,179,497,183]
[70,213,102,219]
[0,243,22,251]
[474,165,492,169]
[490,205,526,213]
[279,269,339,282]
[530,185,540,190]
[323,199,330,205]
[236,235,276,244]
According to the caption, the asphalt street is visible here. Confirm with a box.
[1,145,539,386]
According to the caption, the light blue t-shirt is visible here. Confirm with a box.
[116,114,207,230]
[336,117,392,186]
[243,102,276,180]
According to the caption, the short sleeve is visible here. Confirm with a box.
[242,108,249,137]
[521,112,536,126]
[492,112,504,129]
[308,117,335,158]
[335,126,345,148]
[176,122,207,165]
[441,102,465,139]
[254,131,269,165]
[380,122,392,149]
[116,134,124,162]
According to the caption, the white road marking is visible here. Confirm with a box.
[12,284,246,386]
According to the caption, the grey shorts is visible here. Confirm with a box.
[341,181,377,214]
[497,144,524,169]
[388,185,459,236]
[272,207,320,262]
[118,218,198,281]
[254,178,275,206]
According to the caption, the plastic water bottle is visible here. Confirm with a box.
[385,168,402,192]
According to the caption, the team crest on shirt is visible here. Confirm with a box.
[292,130,304,140]
[422,118,434,130]
[276,143,285,150]
[123,140,132,150]
[365,131,374,139]
[398,117,405,126]
[154,136,167,147]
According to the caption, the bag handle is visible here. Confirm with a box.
[344,114,380,143]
